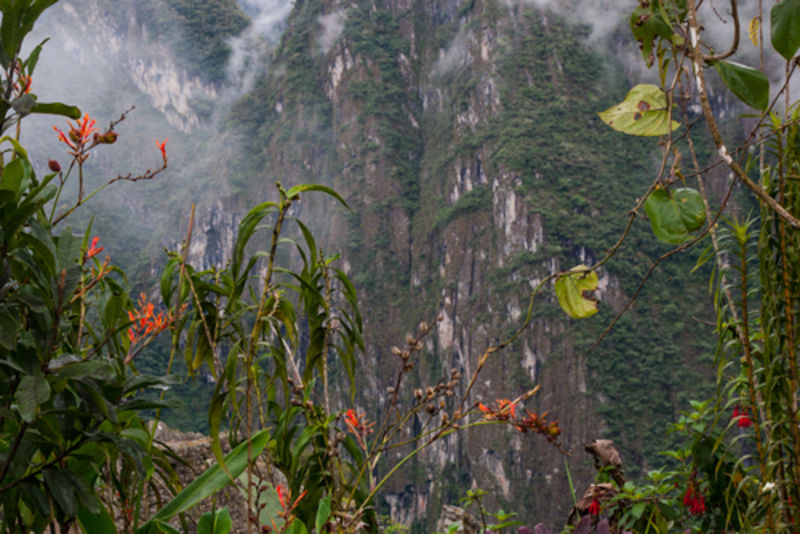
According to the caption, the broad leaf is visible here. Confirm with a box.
[630,6,672,66]
[30,101,81,119]
[77,503,117,534]
[771,0,800,60]
[15,374,51,423]
[198,507,232,534]
[715,61,769,110]
[644,187,706,244]
[598,84,679,136]
[555,265,599,319]
[137,429,270,530]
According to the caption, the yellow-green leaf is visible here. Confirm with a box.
[555,265,599,319]
[598,84,680,136]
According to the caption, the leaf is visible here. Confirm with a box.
[231,201,278,279]
[43,469,78,516]
[285,183,350,210]
[11,94,35,116]
[630,6,672,66]
[598,84,680,136]
[555,265,599,319]
[771,0,800,60]
[15,374,51,423]
[573,516,592,534]
[30,101,82,119]
[284,520,310,534]
[715,61,769,110]
[78,503,117,534]
[0,305,19,350]
[198,507,232,534]
[315,496,332,533]
[137,429,270,530]
[644,187,706,244]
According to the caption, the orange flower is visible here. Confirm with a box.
[478,399,516,421]
[54,113,97,154]
[125,292,177,361]
[18,74,32,94]
[155,139,168,161]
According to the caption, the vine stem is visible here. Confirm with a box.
[686,0,800,230]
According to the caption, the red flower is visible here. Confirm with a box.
[155,139,168,161]
[683,483,706,515]
[588,496,601,515]
[85,236,104,260]
[276,485,307,513]
[733,406,752,428]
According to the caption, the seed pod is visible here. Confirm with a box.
[413,388,424,400]
[391,346,403,357]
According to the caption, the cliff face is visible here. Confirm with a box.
[225,0,716,529]
[31,0,718,529]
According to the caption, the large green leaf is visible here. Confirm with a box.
[15,373,51,423]
[30,101,82,119]
[598,84,680,136]
[644,187,706,244]
[198,507,232,534]
[555,265,599,319]
[43,469,78,517]
[771,0,800,60]
[714,61,770,111]
[137,429,270,531]
[77,503,117,534]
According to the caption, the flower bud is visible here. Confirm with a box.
[48,159,61,173]
[97,131,118,144]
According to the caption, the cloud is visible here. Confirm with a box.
[317,9,347,55]
[226,0,295,91]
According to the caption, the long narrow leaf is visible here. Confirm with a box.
[136,429,269,531]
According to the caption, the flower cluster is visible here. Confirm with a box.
[53,113,98,161]
[732,406,752,428]
[344,408,374,450]
[683,481,706,515]
[125,293,177,361]
[478,399,561,443]
[270,485,307,532]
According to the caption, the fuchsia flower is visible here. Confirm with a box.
[588,496,601,515]
[683,482,706,515]
[733,406,752,428]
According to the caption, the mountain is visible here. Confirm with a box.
[29,0,719,529]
